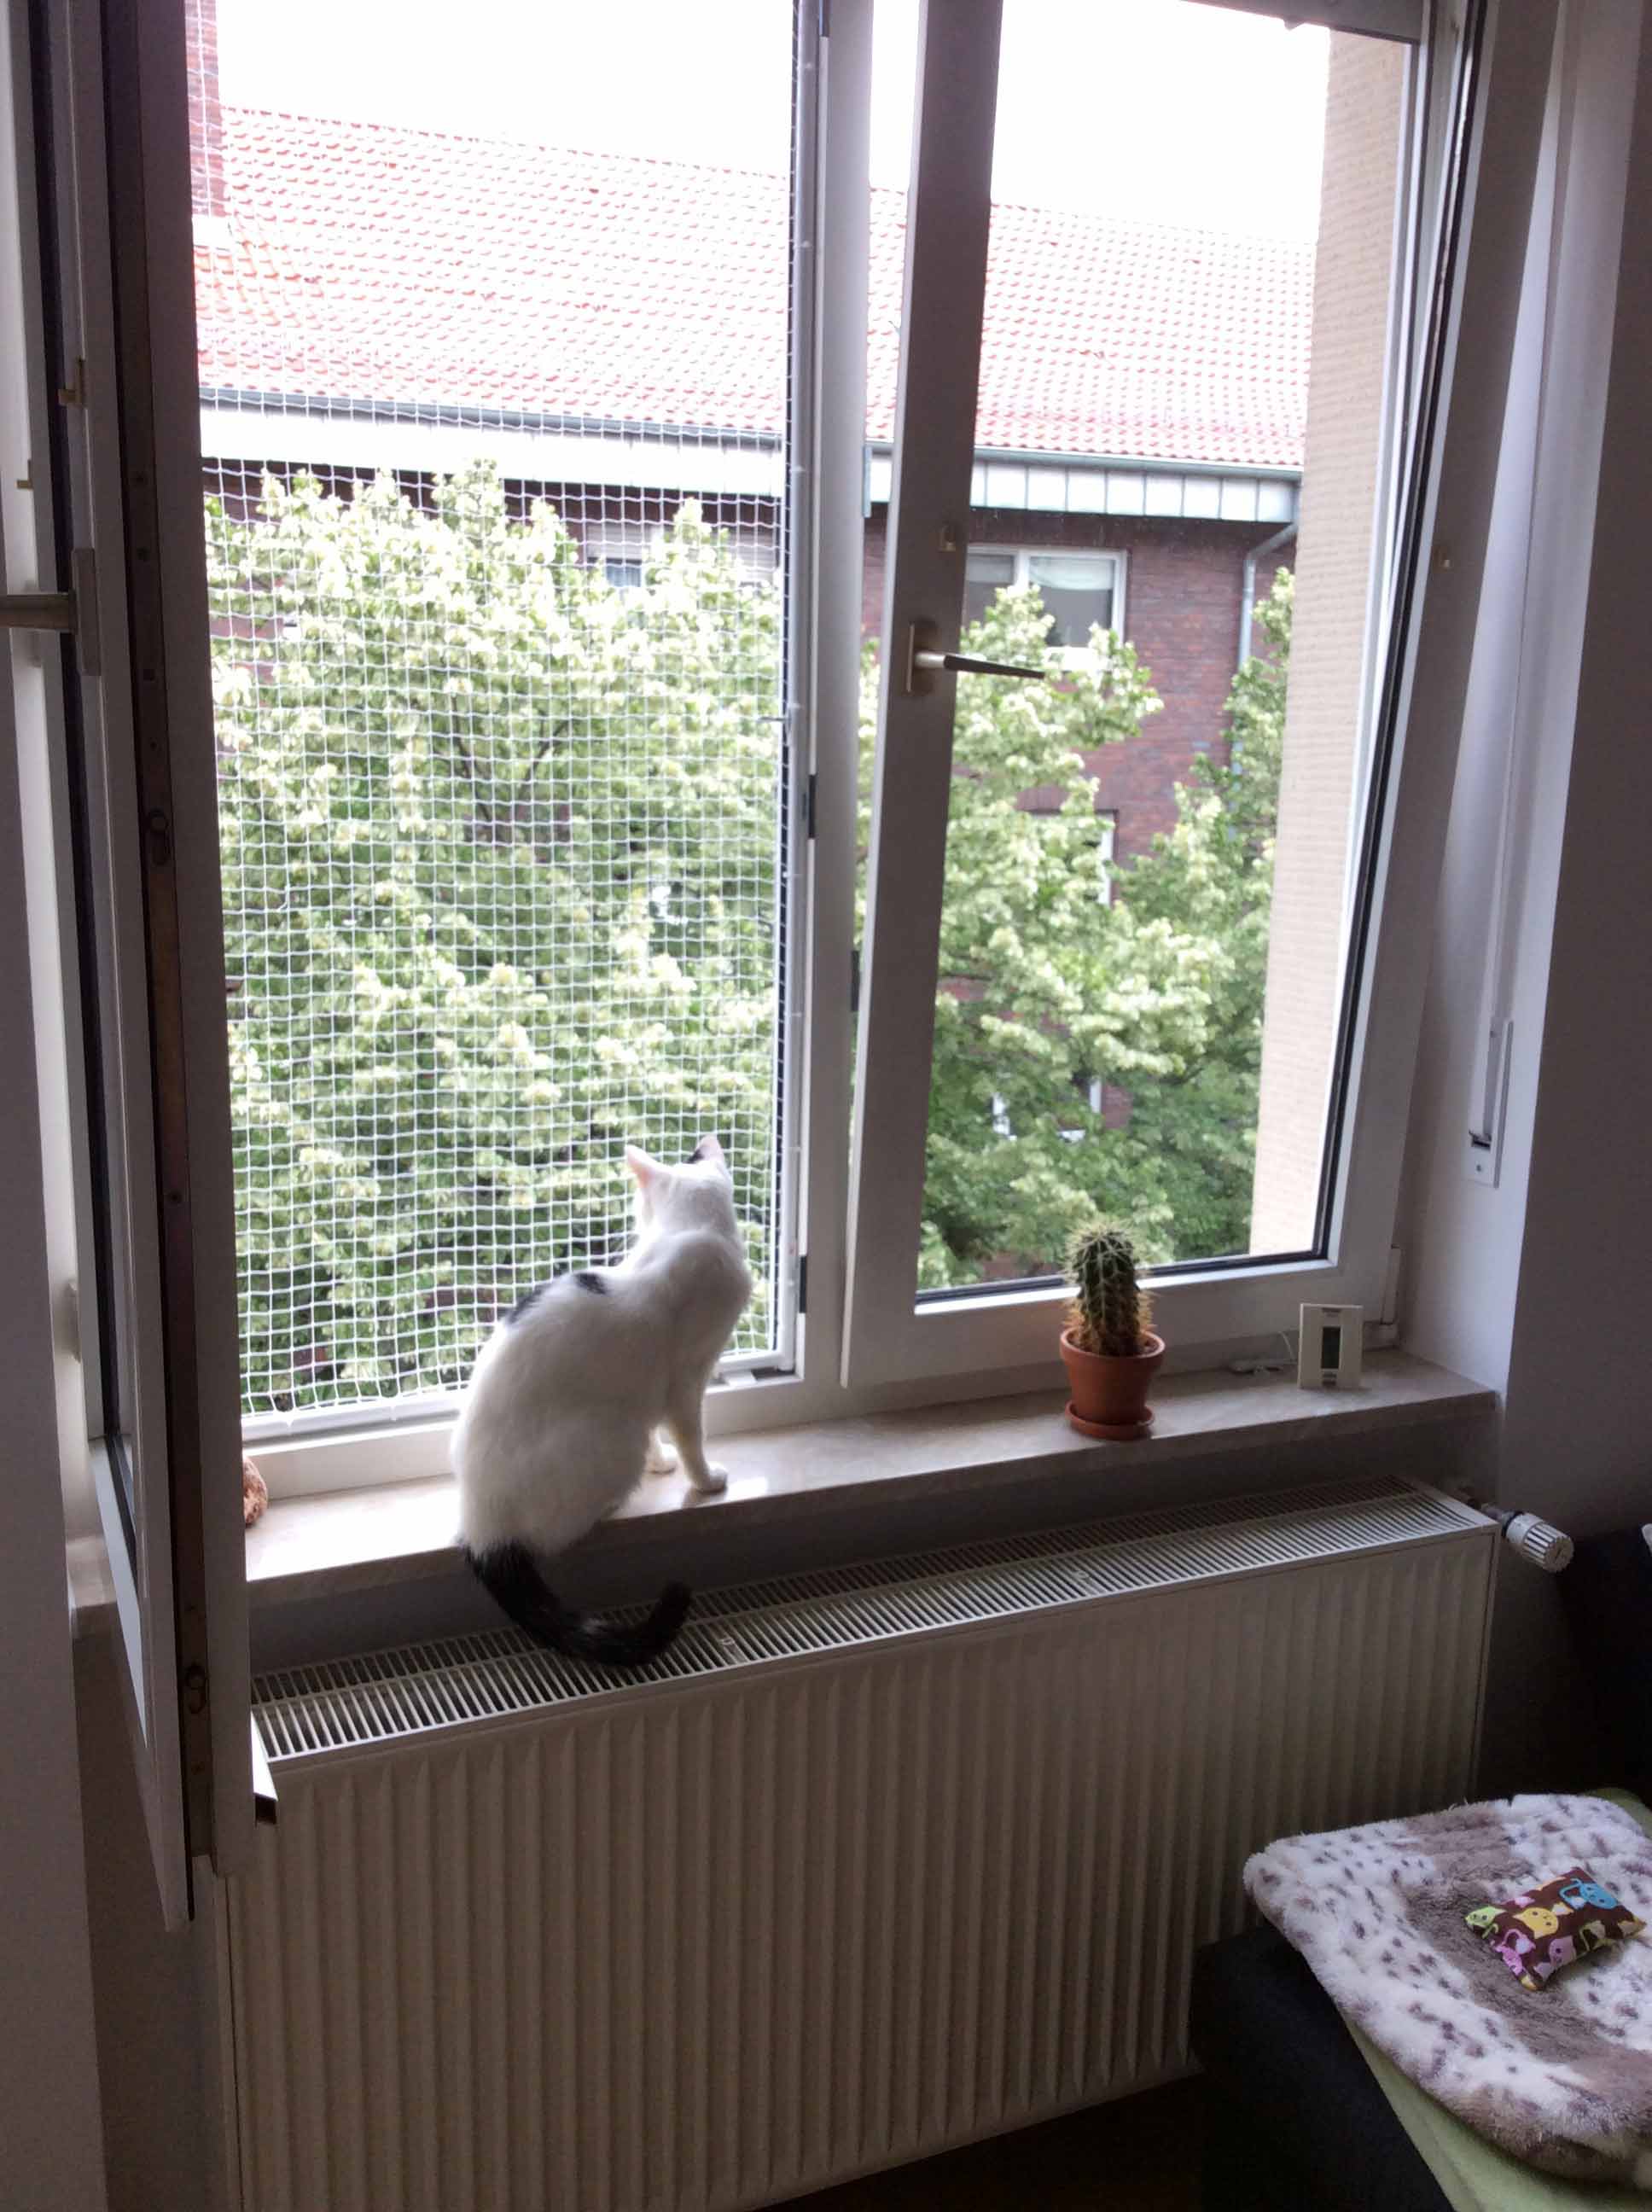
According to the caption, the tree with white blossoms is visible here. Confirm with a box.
[859,568,1290,1286]
[211,464,782,1410]
[210,455,1288,1412]
[1116,568,1288,1263]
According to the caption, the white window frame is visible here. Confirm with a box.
[216,0,1556,1499]
[11,0,253,1912]
[838,0,1556,1392]
[963,543,1126,665]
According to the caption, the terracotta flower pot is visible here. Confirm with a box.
[1060,1329,1165,1441]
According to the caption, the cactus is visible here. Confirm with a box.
[1066,1224,1153,1359]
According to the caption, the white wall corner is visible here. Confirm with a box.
[1399,0,1640,1411]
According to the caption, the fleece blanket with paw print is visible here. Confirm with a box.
[1245,1794,1652,2188]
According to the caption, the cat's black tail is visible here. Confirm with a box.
[466,1541,691,1668]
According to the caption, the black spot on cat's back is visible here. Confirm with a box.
[509,1270,607,1322]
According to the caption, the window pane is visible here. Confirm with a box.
[194,0,799,1414]
[895,2,1405,1294]
[1027,555,1114,648]
[962,550,1016,629]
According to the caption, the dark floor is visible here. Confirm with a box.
[788,2081,1204,2210]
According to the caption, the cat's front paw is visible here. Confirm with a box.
[644,1435,679,1476]
[688,1461,729,1495]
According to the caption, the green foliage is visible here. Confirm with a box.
[211,456,1289,1414]
[1112,568,1289,1260]
[211,464,782,1411]
[860,568,1291,1288]
[1066,1224,1151,1358]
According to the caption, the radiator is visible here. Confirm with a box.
[227,1473,1496,2212]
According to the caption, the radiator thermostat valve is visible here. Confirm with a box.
[1463,1499,1574,1573]
[1499,1511,1573,1575]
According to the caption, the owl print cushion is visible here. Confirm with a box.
[1467,1866,1643,1991]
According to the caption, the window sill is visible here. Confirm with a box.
[226,1350,1492,1614]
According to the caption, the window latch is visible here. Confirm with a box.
[902,620,1044,696]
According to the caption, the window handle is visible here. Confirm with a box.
[0,589,74,632]
[0,555,99,673]
[902,620,1044,695]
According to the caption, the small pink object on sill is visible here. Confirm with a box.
[242,1453,268,1528]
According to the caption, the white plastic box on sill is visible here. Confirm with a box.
[1299,1302,1364,1390]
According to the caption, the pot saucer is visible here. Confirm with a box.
[1065,1402,1155,1442]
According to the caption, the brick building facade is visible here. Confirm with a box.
[185,0,1308,868]
[861,506,1294,860]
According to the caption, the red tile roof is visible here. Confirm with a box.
[196,108,1311,473]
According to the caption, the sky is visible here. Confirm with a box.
[217,0,1329,240]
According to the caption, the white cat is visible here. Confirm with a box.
[454,1136,752,1665]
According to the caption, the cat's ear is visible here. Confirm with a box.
[689,1135,724,1166]
[625,1144,662,1185]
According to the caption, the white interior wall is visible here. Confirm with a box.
[74,1636,226,2212]
[1399,0,1650,1786]
[1485,0,1652,1784]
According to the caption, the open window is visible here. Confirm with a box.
[43,0,1562,1511]
[190,0,810,1452]
[843,0,1556,1384]
[4,0,251,1921]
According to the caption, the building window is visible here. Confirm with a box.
[963,548,1123,660]
[588,520,781,597]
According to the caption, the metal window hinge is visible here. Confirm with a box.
[806,770,817,839]
[56,356,86,408]
[1467,1017,1513,1187]
[796,1253,808,1313]
[849,944,861,1014]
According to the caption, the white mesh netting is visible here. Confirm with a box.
[194,34,799,1415]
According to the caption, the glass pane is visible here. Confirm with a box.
[194,0,798,1413]
[1027,555,1114,648]
[887,0,1407,1292]
[962,550,1016,628]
